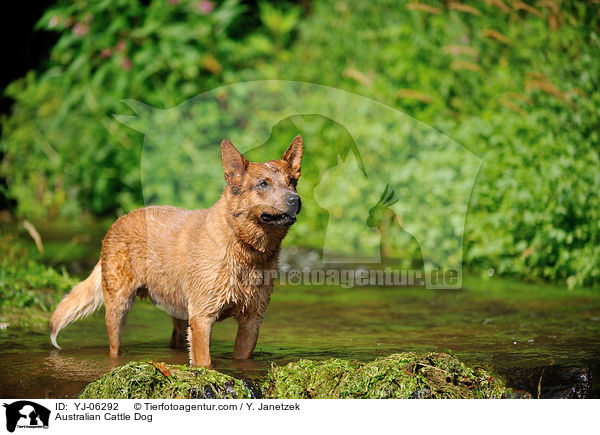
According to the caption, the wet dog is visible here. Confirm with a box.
[50,136,303,366]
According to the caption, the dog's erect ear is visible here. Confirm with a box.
[221,139,248,186]
[282,135,303,179]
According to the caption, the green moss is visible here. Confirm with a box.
[79,361,259,399]
[80,353,518,399]
[263,353,515,399]
[261,358,358,399]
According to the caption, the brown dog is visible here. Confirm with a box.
[50,136,303,366]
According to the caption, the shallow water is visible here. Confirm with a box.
[1,277,599,398]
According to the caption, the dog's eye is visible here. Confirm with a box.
[289,178,297,187]
[258,180,270,189]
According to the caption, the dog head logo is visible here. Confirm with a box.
[3,401,50,432]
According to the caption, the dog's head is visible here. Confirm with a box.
[221,135,303,230]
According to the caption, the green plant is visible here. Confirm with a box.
[0,0,280,219]
[2,0,599,286]
[271,0,600,286]
[0,233,77,310]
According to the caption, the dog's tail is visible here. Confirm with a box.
[50,261,103,349]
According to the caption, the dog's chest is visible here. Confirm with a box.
[219,255,275,307]
[213,265,273,321]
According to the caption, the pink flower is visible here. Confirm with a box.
[121,57,133,71]
[48,16,59,29]
[196,1,214,14]
[115,39,127,52]
[72,22,89,38]
[168,0,180,5]
[100,48,112,59]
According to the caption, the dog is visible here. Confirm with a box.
[50,135,303,367]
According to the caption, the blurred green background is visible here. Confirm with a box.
[1,0,599,317]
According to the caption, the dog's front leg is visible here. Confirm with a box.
[188,315,215,367]
[169,316,188,349]
[232,315,261,360]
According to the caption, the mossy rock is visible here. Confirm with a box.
[262,353,516,399]
[79,361,260,399]
[80,353,520,399]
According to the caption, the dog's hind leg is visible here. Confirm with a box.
[104,298,132,357]
[103,280,137,358]
[169,316,188,349]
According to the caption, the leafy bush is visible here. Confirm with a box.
[0,0,297,218]
[272,0,600,286]
[0,232,77,310]
[1,0,599,286]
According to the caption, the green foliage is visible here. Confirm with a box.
[269,0,600,286]
[0,0,292,218]
[0,234,77,311]
[259,1,301,45]
[1,0,599,286]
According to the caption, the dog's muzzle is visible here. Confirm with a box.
[260,194,302,226]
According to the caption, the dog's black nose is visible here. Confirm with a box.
[286,193,301,214]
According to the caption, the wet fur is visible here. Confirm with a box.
[50,136,303,367]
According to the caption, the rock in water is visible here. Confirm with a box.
[262,352,516,399]
[79,361,259,399]
[79,353,523,399]
[502,366,591,399]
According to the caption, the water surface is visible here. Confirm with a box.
[1,277,599,398]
